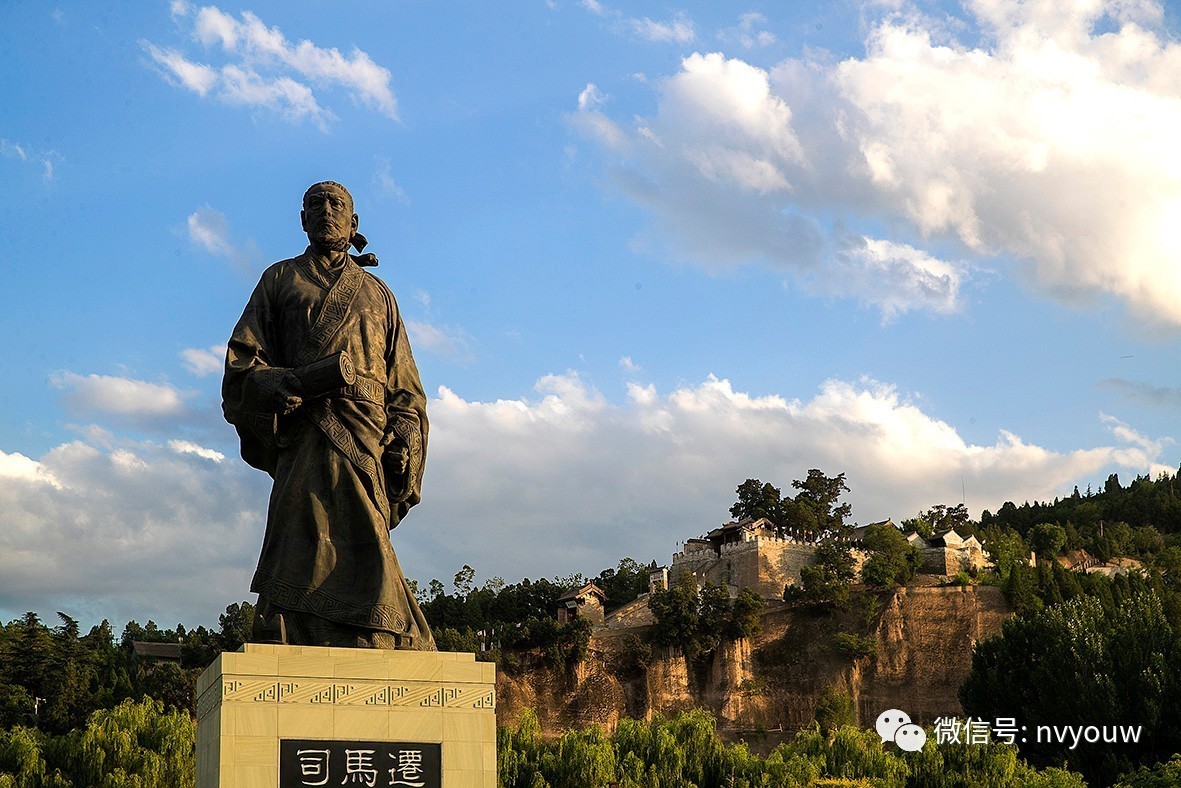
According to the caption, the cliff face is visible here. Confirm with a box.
[496,585,1011,735]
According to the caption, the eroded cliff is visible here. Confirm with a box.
[496,584,1011,736]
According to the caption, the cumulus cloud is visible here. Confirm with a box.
[0,449,61,488]
[577,0,1181,325]
[4,371,1172,627]
[180,345,227,377]
[186,206,260,273]
[50,372,194,419]
[0,437,264,627]
[819,237,967,319]
[400,372,1172,582]
[143,4,397,129]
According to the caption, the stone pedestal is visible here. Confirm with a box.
[195,644,496,787]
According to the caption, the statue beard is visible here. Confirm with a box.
[309,231,351,254]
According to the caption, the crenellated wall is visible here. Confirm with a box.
[671,537,822,598]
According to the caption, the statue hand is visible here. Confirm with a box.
[390,444,409,475]
[382,442,410,500]
[275,372,304,415]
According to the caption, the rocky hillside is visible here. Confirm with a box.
[496,582,1011,738]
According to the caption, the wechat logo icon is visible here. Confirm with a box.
[876,709,927,752]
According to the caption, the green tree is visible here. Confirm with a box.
[1154,545,1181,576]
[790,469,852,541]
[799,541,856,607]
[432,627,481,653]
[832,632,876,659]
[961,591,1181,786]
[695,582,732,658]
[453,564,476,596]
[980,525,1028,580]
[648,577,761,665]
[215,601,254,653]
[1002,563,1044,616]
[1,614,54,713]
[727,589,764,640]
[53,698,194,787]
[592,558,650,612]
[814,686,856,735]
[730,478,786,525]
[1029,522,1068,559]
[0,699,195,787]
[903,503,971,540]
[731,470,854,541]
[137,662,197,716]
[647,574,700,654]
[1115,754,1181,787]
[860,525,922,587]
[496,708,1087,787]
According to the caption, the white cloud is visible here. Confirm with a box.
[398,373,1173,581]
[1,138,62,182]
[3,371,1171,628]
[186,206,260,273]
[218,64,332,128]
[180,345,226,377]
[828,1,1181,324]
[577,82,607,112]
[192,6,396,116]
[576,1,696,45]
[1,140,27,161]
[406,320,475,363]
[718,12,776,48]
[0,437,264,628]
[578,0,1181,326]
[630,14,695,44]
[619,356,642,373]
[168,439,225,462]
[373,156,409,203]
[0,449,61,488]
[143,4,397,128]
[819,237,967,319]
[50,372,193,418]
[1099,412,1173,458]
[144,42,217,95]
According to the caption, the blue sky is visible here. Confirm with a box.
[2,0,1180,630]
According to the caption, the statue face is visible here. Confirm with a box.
[301,189,358,250]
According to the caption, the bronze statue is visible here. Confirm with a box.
[222,181,434,650]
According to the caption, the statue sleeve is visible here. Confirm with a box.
[381,285,429,527]
[222,273,288,475]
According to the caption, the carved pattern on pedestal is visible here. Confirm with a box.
[207,678,494,710]
[195,685,220,721]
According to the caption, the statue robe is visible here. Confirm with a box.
[222,248,433,649]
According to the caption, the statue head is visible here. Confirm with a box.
[301,181,358,253]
